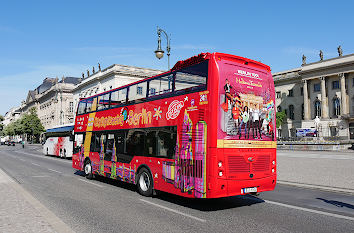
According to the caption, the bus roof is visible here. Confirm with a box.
[46,124,74,133]
[79,52,271,101]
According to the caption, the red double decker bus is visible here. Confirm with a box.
[72,52,276,198]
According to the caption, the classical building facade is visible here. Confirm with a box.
[72,64,163,113]
[274,53,354,141]
[19,77,80,129]
[2,106,21,126]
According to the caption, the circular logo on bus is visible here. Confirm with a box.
[166,100,184,120]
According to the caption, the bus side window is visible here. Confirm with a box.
[126,130,145,157]
[74,133,85,154]
[157,127,176,158]
[105,134,114,161]
[145,130,156,156]
[90,133,101,153]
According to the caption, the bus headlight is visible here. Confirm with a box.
[218,162,222,168]
[272,160,275,165]
[272,169,275,173]
[219,171,223,177]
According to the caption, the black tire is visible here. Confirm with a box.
[84,160,94,180]
[46,148,49,156]
[136,167,153,197]
[63,149,67,159]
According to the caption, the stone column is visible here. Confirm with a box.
[320,77,329,118]
[303,79,310,120]
[339,73,348,115]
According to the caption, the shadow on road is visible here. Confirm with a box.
[155,191,264,211]
[74,171,265,211]
[317,198,354,210]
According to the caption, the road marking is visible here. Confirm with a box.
[31,163,40,166]
[79,178,104,188]
[31,175,50,178]
[265,200,354,221]
[13,150,72,164]
[277,180,354,194]
[140,199,206,222]
[18,158,26,162]
[47,168,62,174]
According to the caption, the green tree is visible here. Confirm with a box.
[0,114,4,136]
[276,110,287,128]
[21,108,45,142]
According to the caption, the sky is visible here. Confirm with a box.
[1,0,353,115]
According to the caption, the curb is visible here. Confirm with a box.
[277,180,354,195]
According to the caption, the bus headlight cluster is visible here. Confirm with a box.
[272,160,275,165]
[219,171,223,177]
[218,162,223,168]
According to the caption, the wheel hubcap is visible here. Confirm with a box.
[85,163,91,175]
[139,172,150,192]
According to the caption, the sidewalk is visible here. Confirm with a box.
[0,168,74,233]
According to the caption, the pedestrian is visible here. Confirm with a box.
[22,140,25,149]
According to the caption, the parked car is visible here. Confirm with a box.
[7,141,15,146]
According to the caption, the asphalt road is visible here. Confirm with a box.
[1,145,354,233]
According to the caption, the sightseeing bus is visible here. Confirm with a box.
[72,52,276,198]
[43,124,74,158]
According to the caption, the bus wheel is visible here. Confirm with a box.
[63,149,66,159]
[46,148,49,156]
[84,160,93,180]
[137,168,153,197]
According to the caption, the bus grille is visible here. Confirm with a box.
[253,155,270,172]
[228,156,250,173]
[228,155,270,173]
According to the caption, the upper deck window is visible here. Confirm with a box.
[111,88,127,107]
[148,74,173,97]
[128,83,147,103]
[174,61,208,92]
[97,93,110,110]
[77,100,86,115]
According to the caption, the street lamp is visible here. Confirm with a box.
[154,26,171,70]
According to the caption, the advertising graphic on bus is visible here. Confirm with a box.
[43,124,74,158]
[72,52,276,198]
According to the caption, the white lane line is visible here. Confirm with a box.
[47,168,62,174]
[79,178,104,188]
[31,163,40,166]
[18,158,26,162]
[265,200,354,221]
[140,199,206,222]
[32,175,50,178]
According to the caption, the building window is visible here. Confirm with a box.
[149,88,156,96]
[289,105,294,120]
[277,106,282,112]
[300,87,303,96]
[276,92,281,99]
[137,86,143,95]
[301,104,304,120]
[313,83,321,92]
[332,80,340,89]
[333,97,341,116]
[352,78,354,87]
[69,102,73,113]
[288,90,293,97]
[314,99,321,117]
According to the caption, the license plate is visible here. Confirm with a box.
[242,187,257,194]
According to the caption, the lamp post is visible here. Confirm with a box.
[154,26,171,70]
